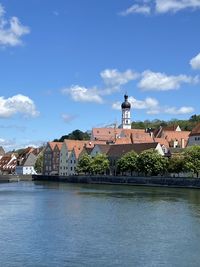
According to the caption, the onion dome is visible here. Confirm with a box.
[121,94,131,109]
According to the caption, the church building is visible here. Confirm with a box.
[121,94,131,129]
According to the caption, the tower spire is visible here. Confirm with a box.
[121,94,131,129]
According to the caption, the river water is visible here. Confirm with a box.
[0,181,200,267]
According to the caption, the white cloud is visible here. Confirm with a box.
[112,95,194,115]
[120,0,200,16]
[164,106,194,114]
[62,113,77,123]
[112,96,159,110]
[190,53,200,70]
[156,0,200,13]
[138,70,199,91]
[0,3,30,47]
[62,86,103,103]
[120,4,151,16]
[62,69,139,103]
[0,138,16,151]
[100,69,139,86]
[0,94,39,118]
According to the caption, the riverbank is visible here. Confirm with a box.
[33,175,200,189]
[0,175,33,183]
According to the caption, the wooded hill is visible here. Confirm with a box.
[131,114,200,131]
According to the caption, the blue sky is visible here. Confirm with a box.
[0,0,200,150]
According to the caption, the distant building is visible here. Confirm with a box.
[188,122,200,146]
[0,154,17,175]
[15,147,43,175]
[154,125,190,148]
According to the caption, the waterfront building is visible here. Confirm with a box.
[59,140,106,176]
[187,122,200,146]
[0,154,17,175]
[107,143,164,176]
[15,147,43,175]
[43,142,62,175]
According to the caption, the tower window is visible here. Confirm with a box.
[126,120,128,124]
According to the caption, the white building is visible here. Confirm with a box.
[59,140,88,176]
[188,123,200,146]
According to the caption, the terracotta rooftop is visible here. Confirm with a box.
[162,131,190,143]
[121,129,154,143]
[92,128,122,141]
[107,143,159,158]
[48,142,63,151]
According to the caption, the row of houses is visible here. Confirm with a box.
[43,123,200,176]
[0,146,43,175]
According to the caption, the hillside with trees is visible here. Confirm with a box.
[131,114,200,131]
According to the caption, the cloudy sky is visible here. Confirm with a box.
[0,0,200,150]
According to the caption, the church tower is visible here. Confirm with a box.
[121,94,131,129]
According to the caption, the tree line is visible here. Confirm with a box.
[77,146,200,178]
[131,114,200,131]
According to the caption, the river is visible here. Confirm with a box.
[0,181,200,267]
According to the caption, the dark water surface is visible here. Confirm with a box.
[0,182,200,267]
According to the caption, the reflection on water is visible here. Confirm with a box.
[0,181,200,267]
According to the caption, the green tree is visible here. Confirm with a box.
[137,150,168,176]
[117,151,138,175]
[168,155,184,176]
[76,154,93,174]
[91,154,109,175]
[34,153,44,174]
[54,129,90,142]
[184,146,200,177]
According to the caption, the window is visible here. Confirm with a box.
[74,160,76,164]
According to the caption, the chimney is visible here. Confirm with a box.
[181,138,185,149]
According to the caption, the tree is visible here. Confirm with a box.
[168,155,184,176]
[137,150,168,176]
[76,154,93,174]
[91,154,109,175]
[183,146,200,177]
[54,129,90,142]
[117,151,138,175]
[34,153,44,174]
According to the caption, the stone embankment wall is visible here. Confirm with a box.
[33,175,200,189]
[0,175,33,183]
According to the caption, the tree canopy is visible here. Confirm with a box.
[54,129,90,142]
[34,153,44,174]
[117,151,138,175]
[76,153,109,175]
[168,155,185,176]
[183,146,200,177]
[137,150,168,176]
